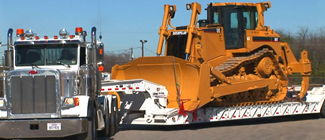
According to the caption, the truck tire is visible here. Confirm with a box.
[113,97,119,134]
[89,107,98,140]
[320,100,325,118]
[109,98,118,136]
[81,103,98,140]
[99,100,111,137]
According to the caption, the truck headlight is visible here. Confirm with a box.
[0,98,6,108]
[65,98,74,105]
[62,97,79,109]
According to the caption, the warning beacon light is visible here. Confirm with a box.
[16,29,24,37]
[75,27,83,35]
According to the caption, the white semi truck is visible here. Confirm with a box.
[0,27,118,139]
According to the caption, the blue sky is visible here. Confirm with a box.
[0,0,324,57]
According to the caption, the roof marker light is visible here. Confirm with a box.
[54,35,58,39]
[69,35,74,39]
[35,36,39,40]
[44,36,48,39]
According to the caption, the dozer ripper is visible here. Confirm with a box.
[107,2,312,121]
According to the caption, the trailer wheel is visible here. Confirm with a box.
[320,100,325,118]
[109,97,119,136]
[99,99,112,137]
[113,97,119,133]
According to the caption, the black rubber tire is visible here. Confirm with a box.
[99,100,111,137]
[113,97,119,134]
[320,101,325,118]
[76,102,98,140]
[85,104,98,140]
[109,99,117,136]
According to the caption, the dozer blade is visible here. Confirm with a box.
[111,56,211,111]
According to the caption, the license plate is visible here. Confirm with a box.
[47,123,61,131]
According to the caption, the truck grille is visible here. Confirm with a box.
[11,75,57,114]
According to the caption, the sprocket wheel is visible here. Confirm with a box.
[255,56,274,78]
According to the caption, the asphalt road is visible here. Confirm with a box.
[100,114,325,140]
[13,114,324,140]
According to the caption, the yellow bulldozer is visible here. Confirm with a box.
[111,2,311,111]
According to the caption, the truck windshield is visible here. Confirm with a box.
[15,44,78,66]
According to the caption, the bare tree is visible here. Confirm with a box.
[286,26,325,84]
[276,29,294,45]
[103,52,131,72]
[276,27,325,84]
[296,26,309,47]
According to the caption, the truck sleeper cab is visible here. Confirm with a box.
[0,27,107,139]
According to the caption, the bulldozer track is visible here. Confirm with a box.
[213,48,288,107]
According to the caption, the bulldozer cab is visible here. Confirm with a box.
[160,2,263,61]
[208,4,258,49]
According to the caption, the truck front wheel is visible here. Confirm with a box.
[78,103,98,140]
[88,106,98,140]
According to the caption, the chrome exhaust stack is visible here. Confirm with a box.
[5,28,13,68]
